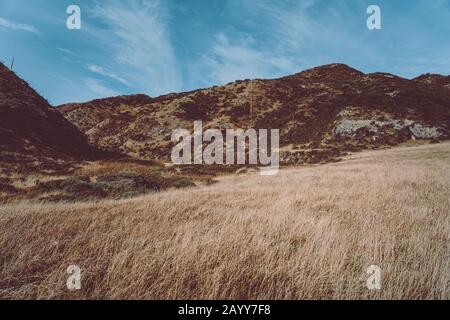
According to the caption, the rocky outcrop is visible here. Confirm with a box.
[334,118,444,140]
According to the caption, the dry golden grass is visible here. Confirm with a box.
[0,142,449,300]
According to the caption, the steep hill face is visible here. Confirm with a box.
[58,64,450,164]
[0,63,95,171]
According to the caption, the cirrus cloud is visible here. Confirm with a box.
[0,17,39,34]
[89,0,181,96]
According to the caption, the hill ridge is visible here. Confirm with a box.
[57,63,450,164]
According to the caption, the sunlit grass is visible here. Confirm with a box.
[0,142,449,299]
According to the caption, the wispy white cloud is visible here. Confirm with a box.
[86,63,130,86]
[201,0,323,85]
[249,0,319,54]
[58,48,76,56]
[202,0,378,84]
[0,17,39,34]
[89,0,180,96]
[84,78,120,97]
[247,0,370,62]
[202,33,295,84]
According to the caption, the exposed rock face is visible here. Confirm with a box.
[0,63,98,172]
[334,118,443,140]
[57,63,450,165]
[409,124,442,139]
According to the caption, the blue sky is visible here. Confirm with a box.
[1,0,449,105]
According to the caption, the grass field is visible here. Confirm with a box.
[0,142,449,299]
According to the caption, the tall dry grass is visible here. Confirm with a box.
[0,143,449,299]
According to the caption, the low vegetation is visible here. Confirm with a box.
[0,142,449,299]
[0,159,208,203]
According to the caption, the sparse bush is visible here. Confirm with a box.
[32,171,196,202]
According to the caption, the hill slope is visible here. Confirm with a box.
[1,142,449,299]
[413,73,450,88]
[59,64,450,164]
[0,63,96,172]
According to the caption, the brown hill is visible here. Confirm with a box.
[413,73,450,88]
[0,63,96,172]
[58,63,450,165]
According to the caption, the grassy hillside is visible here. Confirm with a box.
[0,142,449,299]
[58,64,450,165]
